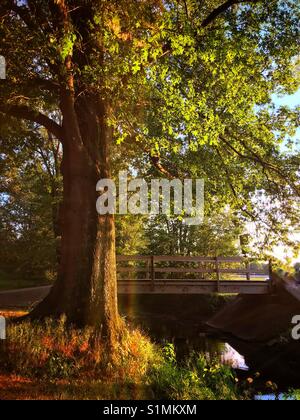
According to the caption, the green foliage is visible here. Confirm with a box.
[0,125,62,284]
[287,389,300,400]
[0,0,299,277]
[59,33,77,62]
[144,211,242,256]
[150,344,239,400]
[115,214,149,256]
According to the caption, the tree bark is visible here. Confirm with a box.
[30,92,121,344]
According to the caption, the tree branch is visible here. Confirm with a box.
[221,133,300,196]
[28,75,60,93]
[201,0,261,27]
[150,155,177,179]
[0,104,63,141]
[215,146,275,228]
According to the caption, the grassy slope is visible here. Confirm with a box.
[0,314,241,400]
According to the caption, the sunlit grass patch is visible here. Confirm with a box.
[0,316,157,382]
[0,317,242,400]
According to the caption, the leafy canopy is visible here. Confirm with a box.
[0,0,299,251]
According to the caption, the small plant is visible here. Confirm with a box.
[44,352,76,379]
[162,343,177,364]
[150,344,240,400]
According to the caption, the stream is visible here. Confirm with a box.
[136,316,300,400]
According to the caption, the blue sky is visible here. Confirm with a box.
[272,90,300,108]
[272,90,300,151]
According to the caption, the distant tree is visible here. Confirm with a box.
[144,211,242,257]
[0,122,62,282]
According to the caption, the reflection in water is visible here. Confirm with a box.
[169,335,248,371]
[141,317,249,372]
[221,343,249,371]
[255,394,294,401]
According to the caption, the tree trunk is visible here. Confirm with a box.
[30,93,120,344]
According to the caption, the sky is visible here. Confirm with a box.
[273,90,300,152]
[273,90,300,108]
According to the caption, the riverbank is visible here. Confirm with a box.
[0,315,243,400]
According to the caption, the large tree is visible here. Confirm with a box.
[0,0,299,342]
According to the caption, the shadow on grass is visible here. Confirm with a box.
[0,374,153,400]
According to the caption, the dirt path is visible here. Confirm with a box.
[0,286,51,309]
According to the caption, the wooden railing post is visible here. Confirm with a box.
[146,257,150,281]
[215,257,220,293]
[151,256,155,291]
[269,259,274,290]
[246,260,251,281]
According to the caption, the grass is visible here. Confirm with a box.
[0,314,245,400]
[0,271,50,291]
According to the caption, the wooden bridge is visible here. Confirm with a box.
[0,256,273,310]
[117,256,273,295]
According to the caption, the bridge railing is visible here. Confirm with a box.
[117,256,270,286]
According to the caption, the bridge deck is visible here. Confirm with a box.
[117,256,272,295]
[118,281,270,294]
[0,256,272,310]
